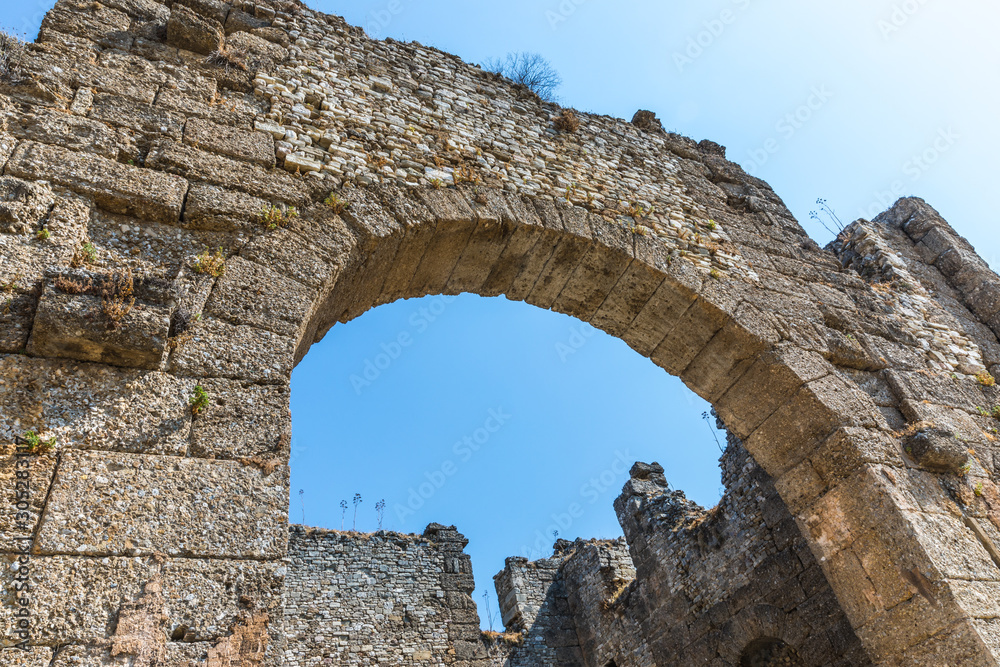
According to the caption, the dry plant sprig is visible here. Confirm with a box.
[0,30,27,83]
[101,267,136,328]
[54,275,93,295]
[205,45,250,74]
[553,109,580,133]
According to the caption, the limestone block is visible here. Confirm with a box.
[27,287,171,371]
[224,9,269,35]
[589,261,664,338]
[0,356,195,457]
[226,31,288,69]
[182,182,268,233]
[916,226,956,265]
[969,281,1000,323]
[0,554,284,649]
[164,558,286,643]
[619,264,700,357]
[282,152,323,174]
[184,117,275,168]
[0,444,56,549]
[87,93,186,146]
[840,368,898,407]
[885,369,983,413]
[0,201,90,328]
[905,427,969,474]
[155,89,258,129]
[189,379,290,460]
[168,316,296,382]
[443,186,519,294]
[317,188,409,327]
[590,210,637,258]
[525,203,592,310]
[551,237,633,322]
[649,296,728,377]
[445,214,517,296]
[855,595,965,664]
[38,3,132,50]
[101,0,170,22]
[36,450,289,558]
[0,176,56,235]
[809,428,903,483]
[4,106,124,161]
[477,193,548,298]
[239,208,354,290]
[745,373,883,477]
[1,647,53,665]
[682,318,773,404]
[860,333,926,371]
[167,4,224,55]
[824,326,886,371]
[0,294,34,353]
[899,401,989,448]
[49,646,125,666]
[409,189,476,297]
[173,0,231,25]
[6,142,188,225]
[73,52,168,105]
[204,256,316,337]
[888,620,997,667]
[0,133,17,172]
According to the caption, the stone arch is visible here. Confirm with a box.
[171,181,983,662]
[251,180,887,486]
[715,603,804,665]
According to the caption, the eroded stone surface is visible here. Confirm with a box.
[0,356,194,456]
[36,451,288,557]
[0,554,284,651]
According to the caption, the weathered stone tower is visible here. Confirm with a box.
[1,0,1000,664]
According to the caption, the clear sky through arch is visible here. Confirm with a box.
[290,294,727,628]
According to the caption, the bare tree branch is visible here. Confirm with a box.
[485,52,562,102]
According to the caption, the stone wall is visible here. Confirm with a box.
[493,545,587,667]
[2,0,1000,663]
[282,523,483,667]
[493,438,871,666]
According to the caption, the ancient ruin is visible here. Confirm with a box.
[2,0,1000,664]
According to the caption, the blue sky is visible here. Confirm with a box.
[5,0,998,629]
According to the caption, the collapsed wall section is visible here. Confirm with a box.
[493,544,587,666]
[282,523,485,667]
[495,439,872,666]
[609,444,870,666]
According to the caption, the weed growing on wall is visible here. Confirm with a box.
[101,267,136,328]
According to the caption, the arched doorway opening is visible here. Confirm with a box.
[270,184,886,665]
[288,292,729,627]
